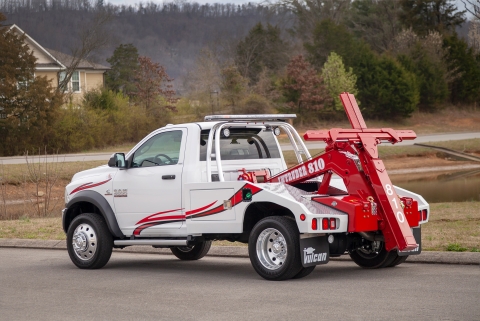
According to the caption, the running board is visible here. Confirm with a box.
[114,239,188,246]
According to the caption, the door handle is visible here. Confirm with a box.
[162,175,175,180]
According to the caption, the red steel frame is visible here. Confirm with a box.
[268,93,418,252]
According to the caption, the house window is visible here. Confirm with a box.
[71,71,80,92]
[59,71,80,92]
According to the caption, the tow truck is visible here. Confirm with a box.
[63,93,428,280]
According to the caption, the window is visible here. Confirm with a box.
[132,130,183,168]
[58,71,80,92]
[71,71,80,92]
[199,128,281,161]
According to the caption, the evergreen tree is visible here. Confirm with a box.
[443,34,480,104]
[399,0,466,36]
[235,23,290,83]
[220,65,248,113]
[106,44,140,97]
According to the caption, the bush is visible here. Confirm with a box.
[239,94,273,114]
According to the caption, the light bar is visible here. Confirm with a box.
[204,114,297,122]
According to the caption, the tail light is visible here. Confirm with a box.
[322,218,329,230]
[421,209,428,221]
[330,218,336,230]
[312,218,317,230]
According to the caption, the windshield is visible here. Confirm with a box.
[199,128,281,161]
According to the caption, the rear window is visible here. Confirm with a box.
[200,128,281,161]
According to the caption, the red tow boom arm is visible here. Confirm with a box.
[268,93,418,252]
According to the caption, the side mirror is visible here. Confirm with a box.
[108,153,127,168]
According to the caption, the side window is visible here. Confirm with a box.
[132,130,183,168]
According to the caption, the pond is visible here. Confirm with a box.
[391,169,480,203]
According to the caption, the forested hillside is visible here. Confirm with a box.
[2,0,291,79]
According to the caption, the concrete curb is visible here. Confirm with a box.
[1,238,479,265]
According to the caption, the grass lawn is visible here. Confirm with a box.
[1,202,478,252]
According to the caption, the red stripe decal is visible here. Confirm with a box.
[186,201,217,216]
[69,178,112,195]
[136,209,183,225]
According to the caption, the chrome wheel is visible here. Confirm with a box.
[256,228,287,270]
[72,223,97,261]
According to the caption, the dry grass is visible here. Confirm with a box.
[1,202,478,251]
[423,202,480,251]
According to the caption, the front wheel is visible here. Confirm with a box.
[67,213,113,269]
[349,240,397,269]
[170,241,212,260]
[248,216,303,281]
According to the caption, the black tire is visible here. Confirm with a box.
[349,241,397,269]
[67,213,113,269]
[170,241,212,260]
[248,216,303,281]
[387,255,408,267]
[293,266,316,279]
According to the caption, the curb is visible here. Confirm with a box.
[1,238,479,265]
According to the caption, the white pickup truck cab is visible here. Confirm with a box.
[63,113,429,280]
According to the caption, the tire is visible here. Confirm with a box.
[387,255,408,267]
[248,216,303,281]
[349,240,397,269]
[293,266,316,279]
[67,213,113,269]
[170,241,212,260]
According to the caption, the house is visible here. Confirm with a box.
[8,24,109,101]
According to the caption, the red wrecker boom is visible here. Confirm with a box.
[268,93,419,252]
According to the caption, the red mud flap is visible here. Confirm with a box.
[300,236,330,267]
[397,227,422,256]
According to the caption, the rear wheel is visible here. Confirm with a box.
[170,241,212,260]
[248,216,303,281]
[67,213,113,269]
[349,240,397,269]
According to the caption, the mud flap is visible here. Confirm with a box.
[397,227,422,256]
[299,235,330,267]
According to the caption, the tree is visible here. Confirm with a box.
[392,30,449,111]
[0,13,63,156]
[275,0,352,41]
[282,55,331,121]
[235,23,290,83]
[135,56,177,117]
[399,0,466,36]
[220,65,248,113]
[57,9,112,93]
[348,0,403,53]
[106,44,140,96]
[305,19,361,69]
[462,0,480,19]
[321,52,358,112]
[356,54,420,119]
[443,34,480,104]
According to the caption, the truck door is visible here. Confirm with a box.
[112,128,187,237]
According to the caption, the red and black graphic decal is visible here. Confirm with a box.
[69,178,112,195]
[133,183,262,236]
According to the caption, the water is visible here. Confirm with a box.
[391,169,480,203]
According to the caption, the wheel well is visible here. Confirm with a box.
[243,202,295,236]
[64,202,103,232]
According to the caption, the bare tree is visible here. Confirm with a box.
[57,9,112,93]
[462,0,480,19]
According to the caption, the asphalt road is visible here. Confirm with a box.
[0,132,479,164]
[1,248,479,320]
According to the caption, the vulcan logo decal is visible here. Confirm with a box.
[303,247,327,264]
